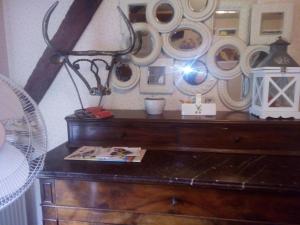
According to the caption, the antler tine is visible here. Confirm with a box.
[42,2,139,57]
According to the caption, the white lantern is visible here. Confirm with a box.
[250,38,300,119]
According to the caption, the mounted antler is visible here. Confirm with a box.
[42,1,140,109]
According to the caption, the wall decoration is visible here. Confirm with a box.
[207,37,246,80]
[140,58,174,94]
[181,0,217,22]
[174,59,217,96]
[207,0,254,44]
[146,0,183,33]
[250,3,294,45]
[162,19,212,60]
[119,0,149,34]
[111,62,140,91]
[241,45,270,77]
[218,75,252,110]
[130,23,162,66]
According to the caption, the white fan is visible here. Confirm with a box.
[0,73,47,210]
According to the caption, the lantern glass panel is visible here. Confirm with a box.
[269,95,292,107]
[285,82,296,102]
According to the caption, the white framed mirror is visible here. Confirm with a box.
[140,58,174,94]
[241,45,270,77]
[218,74,252,111]
[111,62,141,91]
[146,0,183,33]
[250,3,294,45]
[173,59,217,96]
[119,0,149,35]
[181,0,217,22]
[207,37,246,80]
[130,23,162,66]
[207,0,253,44]
[162,19,212,60]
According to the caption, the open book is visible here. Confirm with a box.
[65,146,146,162]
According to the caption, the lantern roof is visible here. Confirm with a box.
[257,37,299,68]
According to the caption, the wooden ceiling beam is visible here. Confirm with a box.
[25,0,103,104]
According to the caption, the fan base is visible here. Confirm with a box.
[0,122,5,149]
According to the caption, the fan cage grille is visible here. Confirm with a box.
[0,75,47,210]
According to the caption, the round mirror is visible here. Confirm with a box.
[249,51,268,68]
[116,64,132,82]
[215,45,240,71]
[156,3,174,23]
[188,0,208,12]
[169,29,203,51]
[134,31,153,58]
[182,61,207,86]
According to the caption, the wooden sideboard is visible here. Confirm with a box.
[39,110,300,225]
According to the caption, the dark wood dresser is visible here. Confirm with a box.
[39,110,300,225]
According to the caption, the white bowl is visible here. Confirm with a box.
[144,98,166,115]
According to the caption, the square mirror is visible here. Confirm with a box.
[129,5,146,23]
[260,12,284,35]
[214,10,240,37]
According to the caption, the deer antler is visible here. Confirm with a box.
[43,1,138,56]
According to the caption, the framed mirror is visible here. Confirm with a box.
[218,75,252,110]
[111,62,140,91]
[140,58,174,94]
[241,45,270,77]
[181,0,217,22]
[162,19,212,60]
[207,0,253,44]
[146,0,183,33]
[207,37,246,80]
[119,0,149,34]
[250,3,294,45]
[130,23,162,66]
[174,59,217,96]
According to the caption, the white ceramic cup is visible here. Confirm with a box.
[144,98,166,115]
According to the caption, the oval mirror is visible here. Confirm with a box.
[115,64,132,82]
[227,75,244,102]
[156,3,174,23]
[134,31,153,58]
[249,51,268,68]
[182,60,207,86]
[169,29,203,51]
[215,45,240,71]
[188,0,208,12]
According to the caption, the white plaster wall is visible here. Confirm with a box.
[2,0,300,150]
[0,0,9,76]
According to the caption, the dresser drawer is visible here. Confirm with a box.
[54,180,300,224]
[67,123,177,148]
[178,124,300,150]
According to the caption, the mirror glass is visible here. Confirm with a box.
[188,0,208,12]
[156,3,174,23]
[214,10,239,36]
[250,51,268,68]
[129,5,147,23]
[215,45,240,70]
[169,29,203,51]
[147,66,166,85]
[134,31,152,58]
[227,76,249,101]
[260,12,284,35]
[115,64,132,82]
[182,61,207,86]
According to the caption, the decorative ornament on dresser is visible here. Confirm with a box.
[250,37,300,119]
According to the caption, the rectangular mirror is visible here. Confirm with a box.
[260,12,284,35]
[148,67,166,85]
[214,10,240,36]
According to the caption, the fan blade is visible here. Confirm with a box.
[0,79,24,120]
[0,142,29,198]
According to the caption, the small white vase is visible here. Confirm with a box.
[144,98,166,115]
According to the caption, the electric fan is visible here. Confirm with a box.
[0,73,47,210]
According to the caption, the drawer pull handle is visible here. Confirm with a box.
[234,136,241,143]
[171,197,178,206]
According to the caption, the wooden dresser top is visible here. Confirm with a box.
[40,143,300,194]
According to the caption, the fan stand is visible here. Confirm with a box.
[0,122,5,149]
